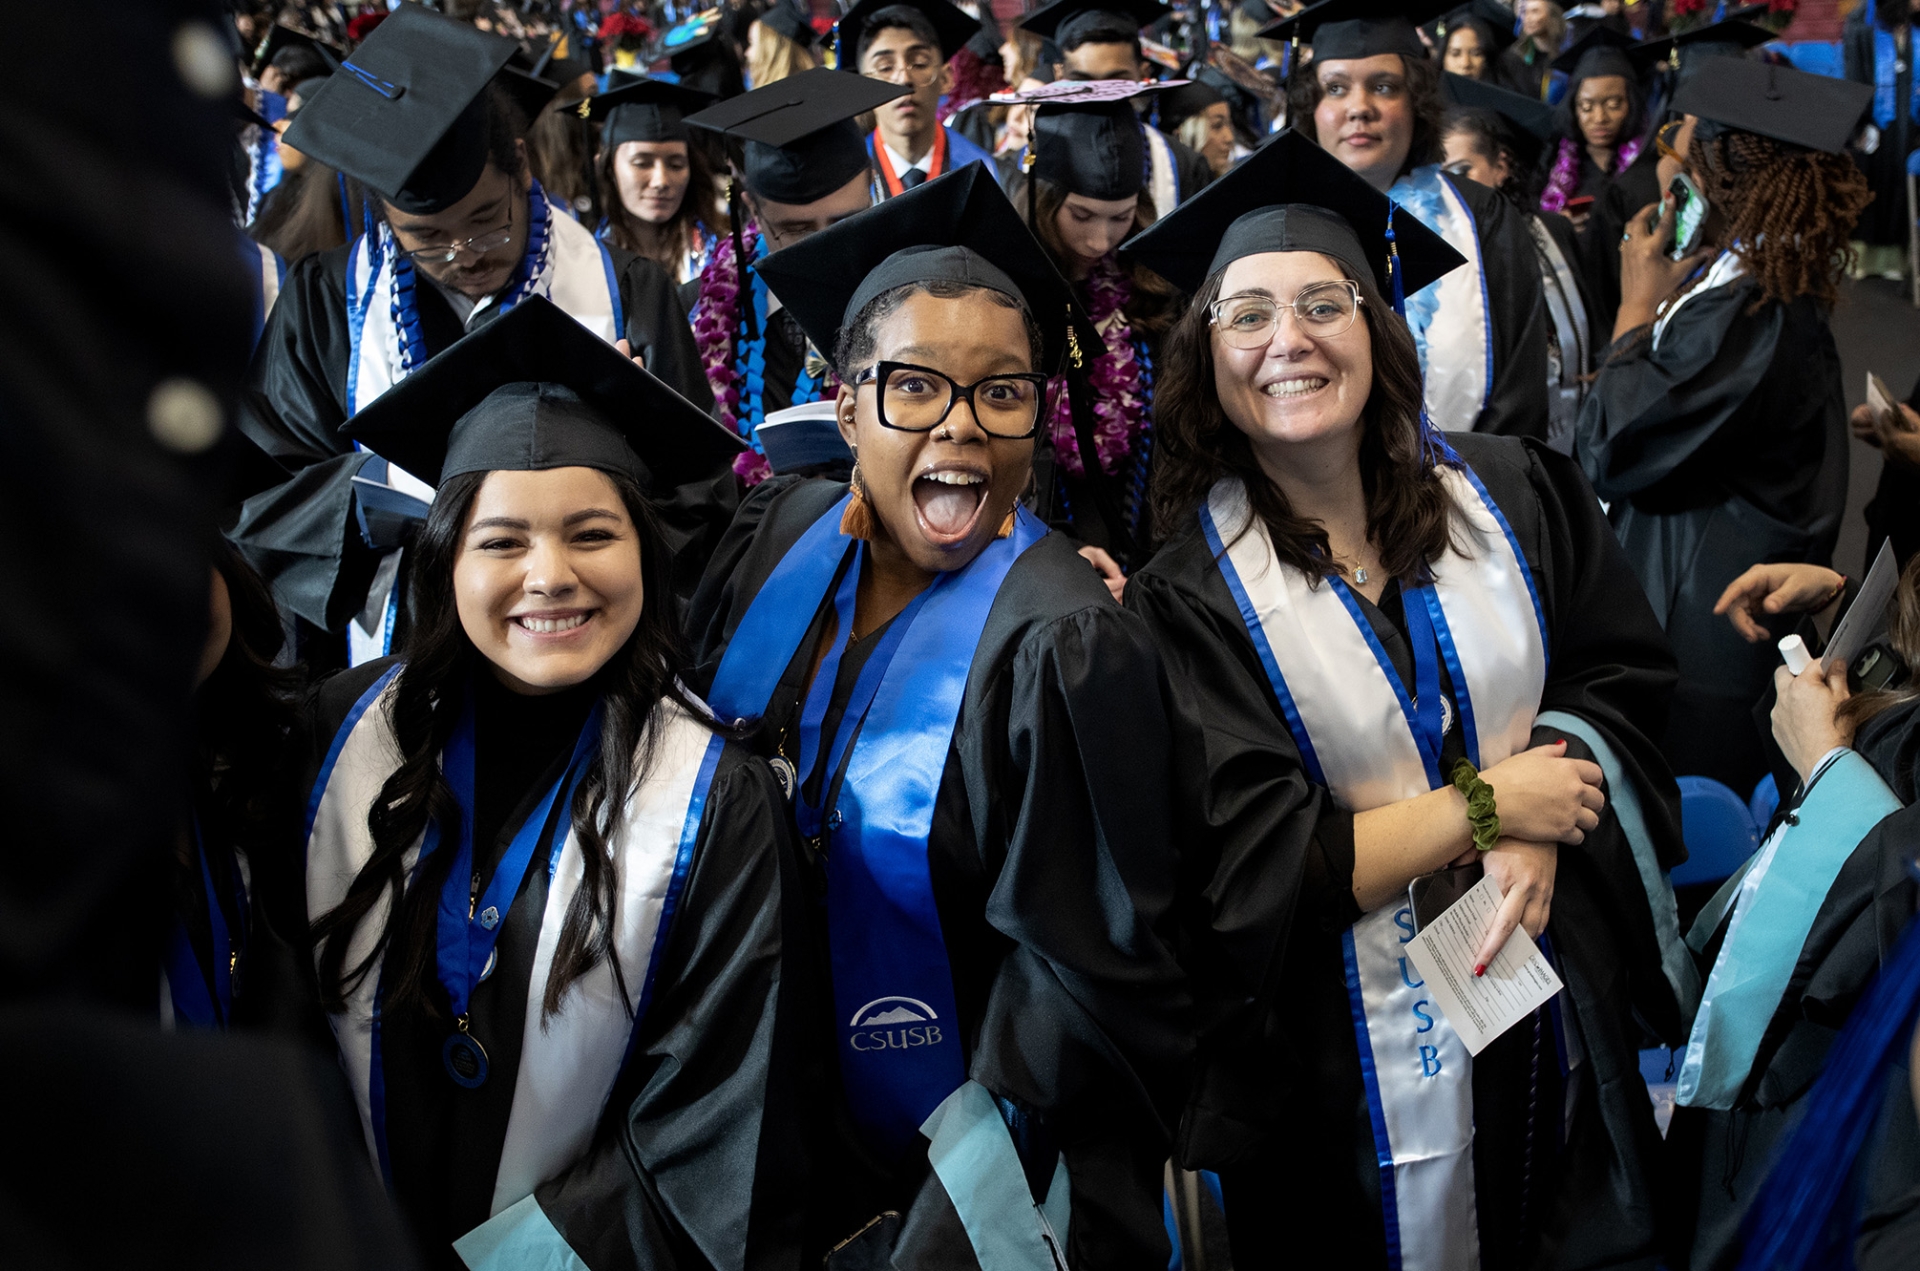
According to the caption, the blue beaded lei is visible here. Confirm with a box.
[388,178,555,376]
[730,228,825,448]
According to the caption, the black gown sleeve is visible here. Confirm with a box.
[1122,530,1359,1166]
[615,251,714,415]
[533,744,811,1271]
[1447,172,1551,441]
[229,248,383,631]
[1574,274,1784,502]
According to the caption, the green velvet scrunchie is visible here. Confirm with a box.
[1450,758,1501,853]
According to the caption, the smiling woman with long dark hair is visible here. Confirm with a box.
[1122,131,1690,1268]
[294,298,806,1269]
[687,163,1188,1267]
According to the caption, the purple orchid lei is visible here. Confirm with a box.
[1045,253,1148,477]
[1539,136,1642,214]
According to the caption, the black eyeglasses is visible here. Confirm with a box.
[395,201,515,265]
[853,362,1051,439]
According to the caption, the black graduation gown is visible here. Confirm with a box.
[1846,9,1914,249]
[1865,375,1920,572]
[1667,697,1920,1271]
[1497,44,1555,103]
[1046,302,1164,571]
[230,240,721,639]
[1576,267,1849,792]
[683,476,1192,1268]
[1580,147,1661,355]
[294,661,809,1271]
[1441,170,1554,442]
[1125,433,1688,1270]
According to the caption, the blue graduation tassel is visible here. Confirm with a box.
[1736,913,1920,1270]
[1385,201,1407,318]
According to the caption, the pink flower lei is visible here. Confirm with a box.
[1539,135,1642,214]
[1045,253,1149,477]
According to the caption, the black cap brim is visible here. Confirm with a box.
[1671,55,1874,155]
[1259,0,1455,58]
[339,296,743,491]
[836,0,983,67]
[1549,24,1636,76]
[497,67,561,128]
[581,76,719,145]
[755,162,1103,377]
[684,66,907,149]
[251,23,345,76]
[1444,70,1554,165]
[756,1,822,48]
[281,4,517,213]
[1120,127,1464,297]
[1627,19,1776,73]
[1018,0,1172,42]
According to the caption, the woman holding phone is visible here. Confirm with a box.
[1578,59,1874,792]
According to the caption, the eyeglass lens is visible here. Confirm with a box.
[1213,283,1360,349]
[878,365,1043,437]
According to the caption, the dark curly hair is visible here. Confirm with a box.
[1148,257,1461,580]
[1287,51,1446,182]
[309,468,724,1022]
[1689,127,1873,312]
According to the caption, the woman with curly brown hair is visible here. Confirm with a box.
[1122,130,1690,1270]
[1578,58,1876,793]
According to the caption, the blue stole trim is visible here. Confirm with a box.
[304,666,403,852]
[166,815,245,1029]
[1328,574,1456,791]
[1198,500,1327,787]
[1343,927,1405,1271]
[942,126,996,174]
[922,1081,1072,1270]
[707,494,1049,1157]
[1450,185,1494,412]
[452,1193,590,1271]
[1416,586,1479,767]
[1455,463,1550,672]
[596,238,626,341]
[1677,749,1903,1110]
[1871,5,1920,128]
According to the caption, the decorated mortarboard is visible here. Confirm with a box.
[251,23,344,77]
[756,161,1104,377]
[1671,55,1873,155]
[685,66,907,203]
[1018,0,1172,47]
[991,79,1176,201]
[339,296,743,491]
[1549,23,1636,78]
[1626,19,1775,75]
[836,0,982,69]
[756,0,823,49]
[497,67,562,127]
[1259,0,1457,62]
[1443,71,1554,165]
[282,4,518,214]
[663,8,726,59]
[1121,128,1464,304]
[579,76,718,146]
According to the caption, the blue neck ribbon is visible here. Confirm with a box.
[707,494,1047,1158]
[432,694,604,1026]
[166,814,246,1029]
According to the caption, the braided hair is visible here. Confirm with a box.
[1689,127,1872,311]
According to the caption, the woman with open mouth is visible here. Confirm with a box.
[1122,131,1690,1269]
[688,163,1189,1267]
[291,297,811,1269]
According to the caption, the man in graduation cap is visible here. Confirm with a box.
[1021,0,1216,207]
[684,67,908,485]
[836,0,997,196]
[1268,0,1551,440]
[228,4,709,670]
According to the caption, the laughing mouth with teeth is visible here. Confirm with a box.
[514,612,593,635]
[1263,377,1330,398]
[912,468,990,544]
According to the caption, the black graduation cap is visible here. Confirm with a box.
[1121,128,1464,298]
[339,296,743,491]
[282,4,518,214]
[1431,1,1517,55]
[1443,71,1553,165]
[1003,80,1165,200]
[836,0,982,69]
[527,30,595,90]
[1550,24,1636,78]
[581,76,718,147]
[965,18,1002,62]
[755,162,1104,377]
[1019,0,1172,47]
[1259,0,1456,61]
[1159,79,1226,130]
[757,0,822,49]
[685,66,907,203]
[1671,55,1874,155]
[663,9,725,60]
[497,67,562,128]
[1626,19,1775,75]
[251,23,344,77]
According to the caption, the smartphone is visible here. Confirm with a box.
[1565,194,1595,215]
[1409,862,1485,934]
[1665,172,1708,261]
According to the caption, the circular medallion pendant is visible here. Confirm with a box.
[768,754,797,801]
[443,1031,490,1088]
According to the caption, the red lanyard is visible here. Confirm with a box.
[871,126,946,197]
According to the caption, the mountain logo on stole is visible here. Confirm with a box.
[847,996,946,1052]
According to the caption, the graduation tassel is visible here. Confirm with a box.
[1021,139,1037,230]
[1384,201,1407,317]
[578,99,601,227]
[728,176,757,341]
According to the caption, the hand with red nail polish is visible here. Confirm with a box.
[1473,964,1486,978]
[1472,836,1557,974]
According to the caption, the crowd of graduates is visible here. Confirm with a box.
[14,0,1920,1268]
